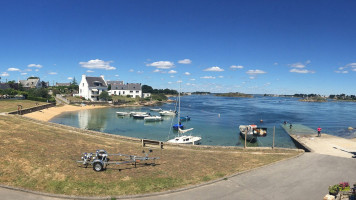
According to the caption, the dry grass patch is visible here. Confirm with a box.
[0,100,48,113]
[0,115,302,197]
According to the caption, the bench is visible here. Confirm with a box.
[141,139,163,149]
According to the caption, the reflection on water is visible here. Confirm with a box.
[51,95,356,147]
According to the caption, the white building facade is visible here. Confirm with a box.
[78,75,107,101]
[108,82,143,98]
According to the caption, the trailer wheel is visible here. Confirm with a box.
[93,162,103,172]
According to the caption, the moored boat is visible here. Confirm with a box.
[159,110,176,116]
[116,111,130,116]
[239,125,267,143]
[144,115,163,122]
[150,108,163,112]
[180,116,191,121]
[133,113,150,119]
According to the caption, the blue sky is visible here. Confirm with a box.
[0,0,356,95]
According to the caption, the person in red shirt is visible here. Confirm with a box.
[317,126,322,137]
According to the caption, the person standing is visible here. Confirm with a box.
[317,126,322,137]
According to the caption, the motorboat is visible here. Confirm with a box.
[133,113,150,119]
[159,110,176,116]
[150,108,162,112]
[239,125,267,143]
[144,115,163,122]
[129,111,148,117]
[116,111,130,116]
[180,116,191,121]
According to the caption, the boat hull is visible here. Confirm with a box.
[167,135,201,145]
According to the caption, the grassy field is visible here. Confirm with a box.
[0,100,49,113]
[0,115,302,197]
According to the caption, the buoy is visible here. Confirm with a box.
[348,127,353,130]
[218,114,220,118]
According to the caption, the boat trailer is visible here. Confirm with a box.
[77,149,159,172]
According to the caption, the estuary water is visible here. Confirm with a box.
[50,95,356,148]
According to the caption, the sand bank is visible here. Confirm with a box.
[23,104,106,122]
[295,134,356,158]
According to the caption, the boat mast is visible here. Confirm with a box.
[178,81,181,128]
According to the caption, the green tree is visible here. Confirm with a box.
[142,85,153,93]
[99,91,111,101]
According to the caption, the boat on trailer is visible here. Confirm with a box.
[239,124,267,143]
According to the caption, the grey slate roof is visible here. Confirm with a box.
[19,78,40,88]
[0,83,10,90]
[86,77,107,87]
[111,83,141,90]
[56,83,71,86]
[107,81,123,85]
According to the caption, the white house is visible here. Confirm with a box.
[108,81,143,98]
[78,75,107,101]
[19,77,42,89]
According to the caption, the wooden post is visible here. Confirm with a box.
[272,126,275,149]
[244,130,247,148]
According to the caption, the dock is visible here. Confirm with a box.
[283,124,356,158]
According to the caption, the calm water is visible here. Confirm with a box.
[51,95,356,148]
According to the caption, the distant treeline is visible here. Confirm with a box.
[265,93,356,101]
[215,92,253,98]
[192,91,211,95]
[142,85,178,95]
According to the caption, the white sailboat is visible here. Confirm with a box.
[167,83,201,145]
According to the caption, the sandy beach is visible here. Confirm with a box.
[23,104,106,122]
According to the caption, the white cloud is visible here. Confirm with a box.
[8,68,20,71]
[218,76,224,78]
[168,70,177,74]
[178,59,192,64]
[48,72,57,75]
[28,64,43,68]
[170,75,175,78]
[146,61,174,69]
[86,70,94,73]
[35,69,39,72]
[290,62,305,68]
[21,73,27,75]
[68,77,73,80]
[1,72,9,76]
[246,69,267,75]
[204,66,224,72]
[274,62,279,65]
[200,76,216,79]
[335,70,348,74]
[129,69,134,72]
[137,71,144,74]
[115,74,119,77]
[190,78,196,81]
[186,83,191,86]
[168,81,172,84]
[230,65,243,70]
[79,59,116,70]
[25,69,32,72]
[290,69,315,74]
[306,60,311,64]
[184,72,191,75]
[249,76,256,79]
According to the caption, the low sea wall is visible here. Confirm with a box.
[8,103,56,115]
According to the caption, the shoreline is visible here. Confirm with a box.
[23,104,106,122]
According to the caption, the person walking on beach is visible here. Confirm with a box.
[317,126,322,137]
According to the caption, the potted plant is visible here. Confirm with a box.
[329,184,339,196]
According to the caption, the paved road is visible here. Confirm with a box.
[1,153,355,200]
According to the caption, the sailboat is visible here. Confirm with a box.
[167,83,201,145]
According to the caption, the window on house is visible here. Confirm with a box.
[136,91,139,93]
[130,91,133,93]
